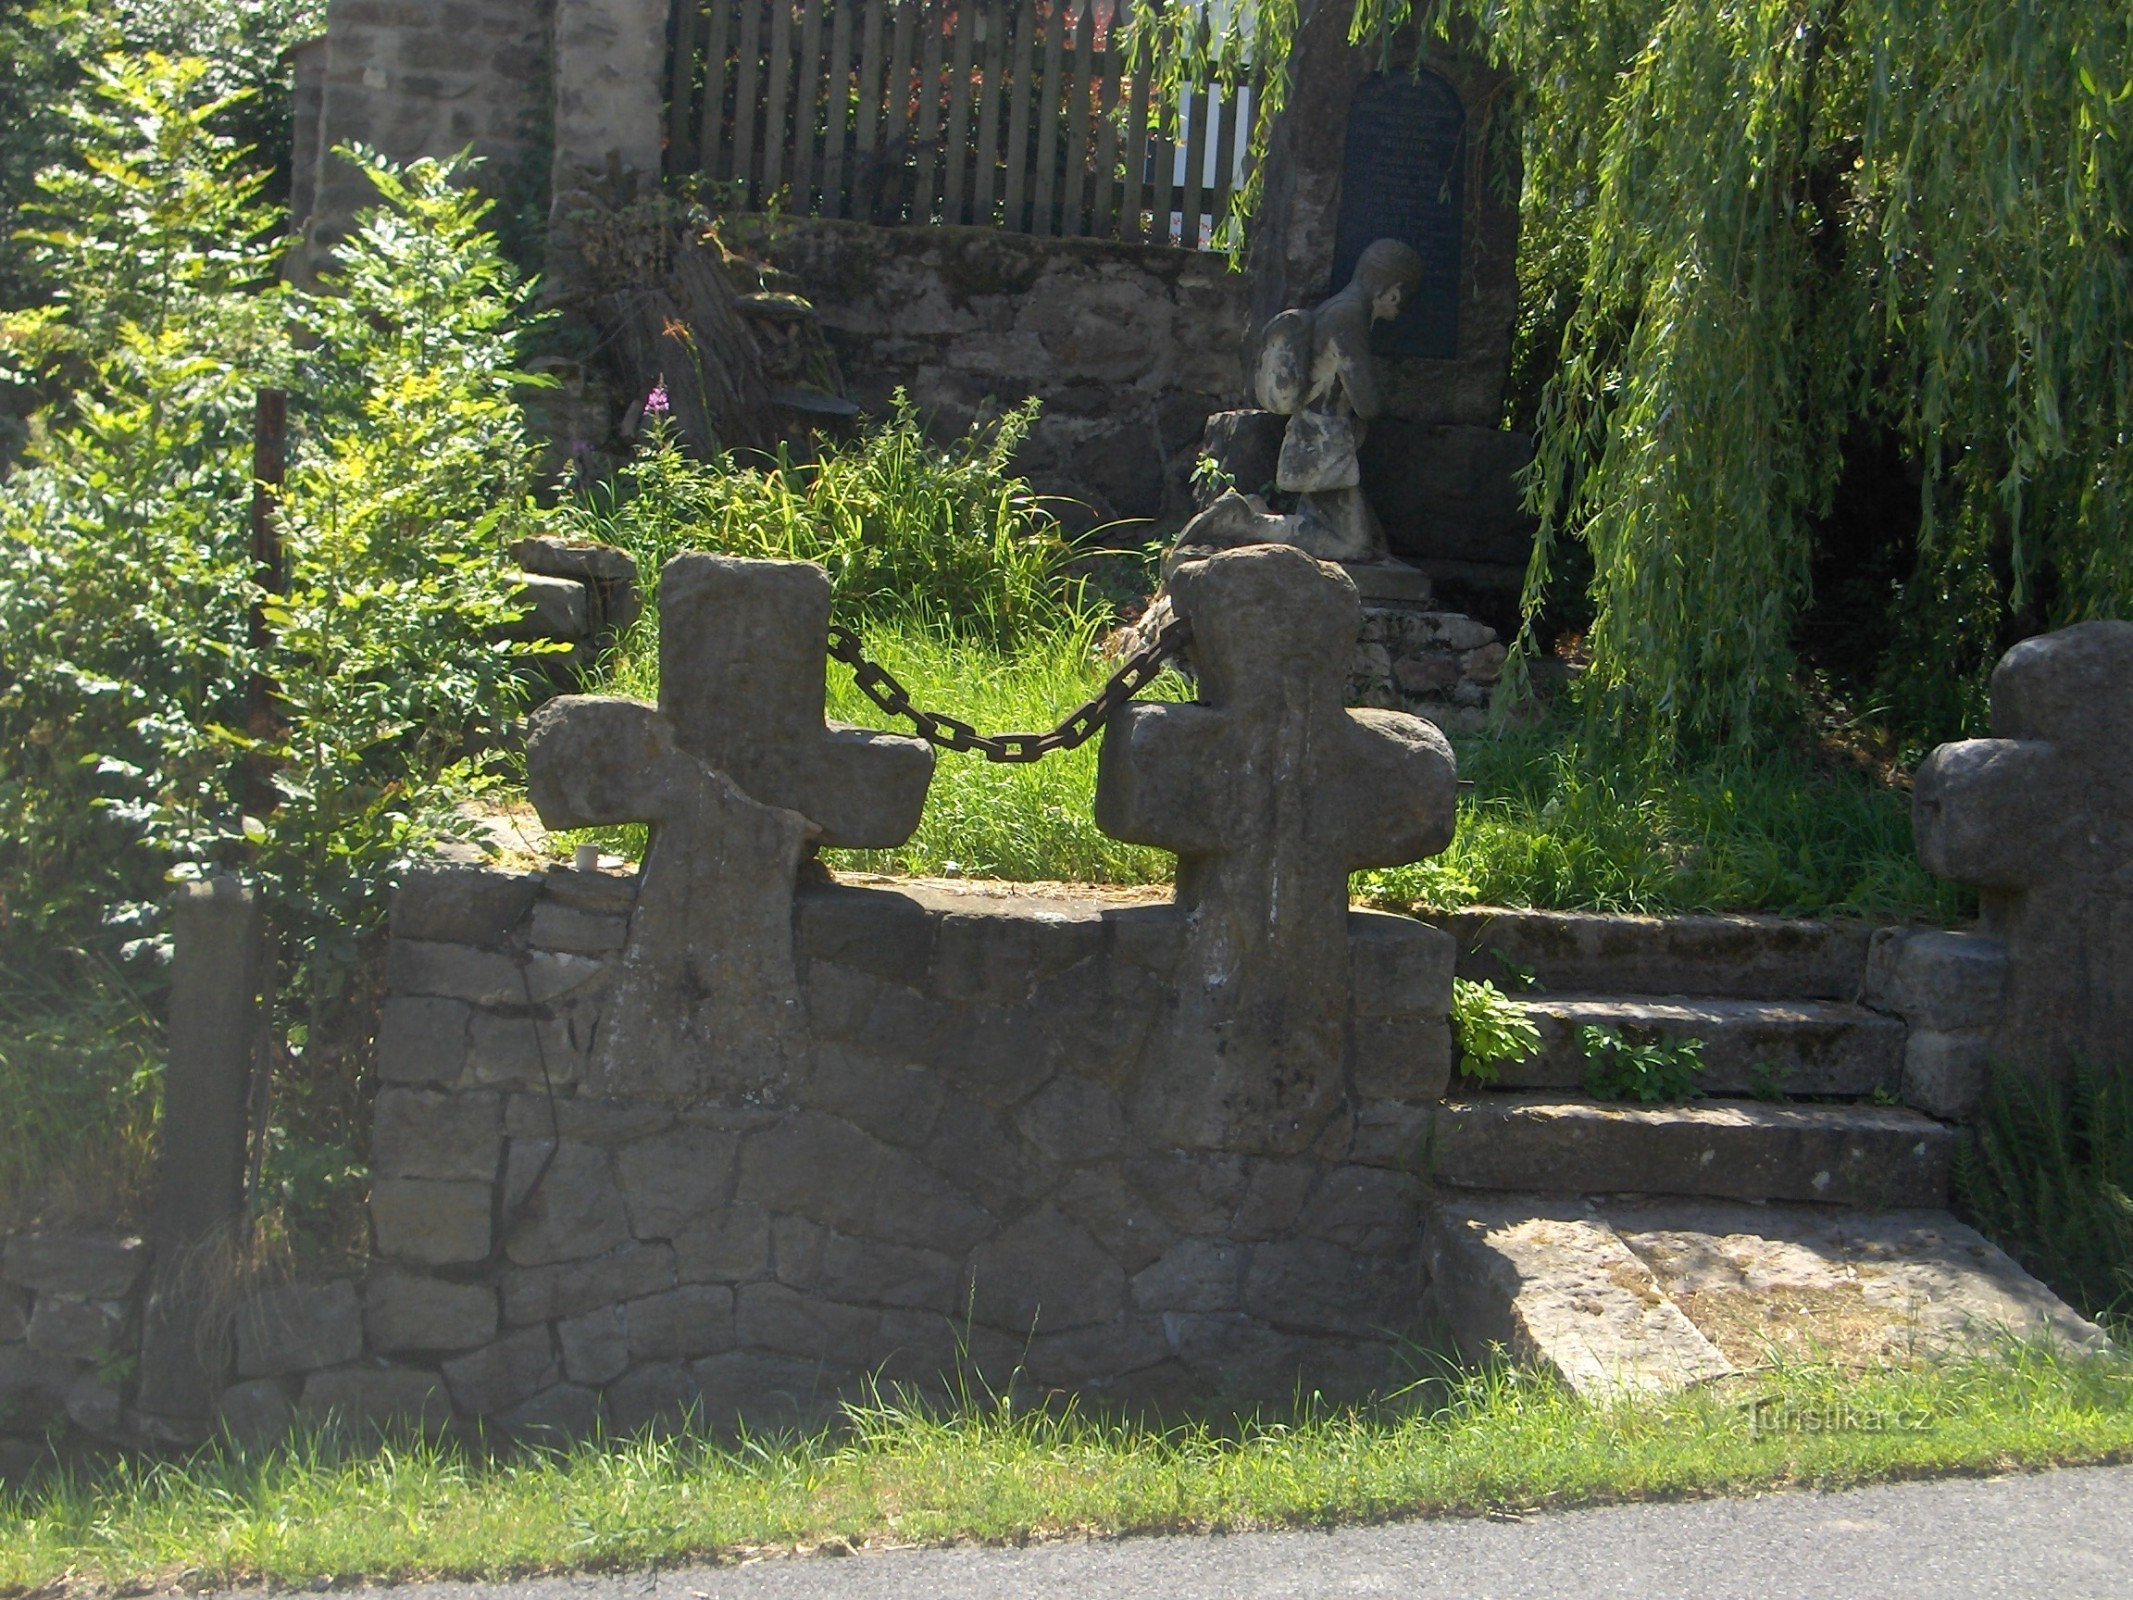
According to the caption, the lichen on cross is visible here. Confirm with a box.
[1096,543,1459,1153]
[525,555,933,1101]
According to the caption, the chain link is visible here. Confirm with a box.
[827,615,1194,764]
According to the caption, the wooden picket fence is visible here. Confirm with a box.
[665,0,1255,247]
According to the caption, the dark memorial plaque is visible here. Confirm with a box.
[1332,71,1466,361]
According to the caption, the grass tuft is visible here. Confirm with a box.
[0,1346,2126,1592]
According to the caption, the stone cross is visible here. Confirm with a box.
[526,556,933,1100]
[1913,620,2133,1077]
[1096,543,1458,1153]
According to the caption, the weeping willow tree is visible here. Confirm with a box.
[1130,0,2133,748]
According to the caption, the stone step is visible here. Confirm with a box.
[1426,1194,2113,1400]
[1430,907,1873,1000]
[1478,994,1904,1098]
[1433,1095,1955,1208]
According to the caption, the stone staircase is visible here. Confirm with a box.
[1406,908,2110,1393]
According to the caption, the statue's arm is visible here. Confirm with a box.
[1319,306,1384,419]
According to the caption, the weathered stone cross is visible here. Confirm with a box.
[1914,620,2133,1076]
[526,555,933,1100]
[1096,543,1458,1153]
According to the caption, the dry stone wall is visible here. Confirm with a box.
[0,1234,149,1470]
[324,865,1453,1438]
[724,217,1251,529]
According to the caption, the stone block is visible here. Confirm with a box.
[1228,1161,1316,1241]
[604,1360,700,1435]
[376,997,472,1086]
[1121,1152,1252,1235]
[465,1007,593,1091]
[625,1285,736,1363]
[674,1204,773,1284]
[737,1113,993,1254]
[1354,1015,1454,1102]
[1013,1075,1126,1164]
[1295,1167,1425,1256]
[371,1179,494,1267]
[929,909,1106,1004]
[235,1280,364,1377]
[1348,1101,1437,1170]
[499,1241,675,1325]
[391,865,543,947]
[26,1295,124,1361]
[541,865,638,916]
[1131,1240,1246,1313]
[387,940,606,1008]
[792,883,937,987]
[528,902,629,955]
[0,1344,72,1429]
[298,1366,452,1437]
[734,1282,878,1365]
[557,1306,629,1385]
[1904,1029,1994,1121]
[442,1325,558,1416]
[3,1233,146,1300]
[1024,1316,1174,1388]
[363,1271,497,1354]
[779,1230,960,1314]
[968,1208,1124,1335]
[615,1127,740,1241]
[690,1350,841,1437]
[1348,911,1456,1018]
[499,1382,602,1442]
[215,1377,295,1451]
[1867,929,2010,1034]
[502,1141,632,1266]
[923,1099,1061,1216]
[1055,1168,1176,1276]
[505,1095,673,1145]
[372,1088,503,1183]
[1244,1237,1412,1339]
[507,573,591,641]
[805,1044,946,1150]
[64,1368,123,1437]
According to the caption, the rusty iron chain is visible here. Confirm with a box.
[826,615,1194,764]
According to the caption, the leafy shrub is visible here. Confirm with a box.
[1451,977,1541,1086]
[1580,1025,1705,1103]
[1958,1060,2133,1321]
[560,395,1090,651]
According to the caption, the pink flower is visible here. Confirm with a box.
[644,384,671,417]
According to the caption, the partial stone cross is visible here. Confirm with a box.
[526,555,933,1100]
[1096,543,1458,1153]
[1914,620,2133,1076]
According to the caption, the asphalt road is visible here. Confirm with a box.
[362,1463,2133,1600]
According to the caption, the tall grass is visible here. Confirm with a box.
[0,948,162,1228]
[1,1345,2127,1591]
[557,396,1088,650]
[1959,1060,2133,1321]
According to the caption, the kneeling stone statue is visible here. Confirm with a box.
[1178,239,1424,568]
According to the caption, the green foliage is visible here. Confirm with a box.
[0,51,542,1010]
[559,396,1090,652]
[2,1344,2131,1589]
[1355,722,1964,921]
[1155,0,2133,749]
[1580,1024,1706,1103]
[0,948,162,1230]
[260,147,549,978]
[1958,1060,2133,1321]
[1450,976,1540,1085]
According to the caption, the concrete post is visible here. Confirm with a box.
[135,877,262,1431]
[551,0,670,200]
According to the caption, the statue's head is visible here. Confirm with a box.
[1352,239,1425,322]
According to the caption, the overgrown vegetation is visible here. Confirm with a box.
[1449,976,1539,1085]
[1959,1061,2133,1322]
[557,397,1093,651]
[2,1345,2129,1591]
[0,58,547,1229]
[1148,0,2133,750]
[1579,1025,1707,1104]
